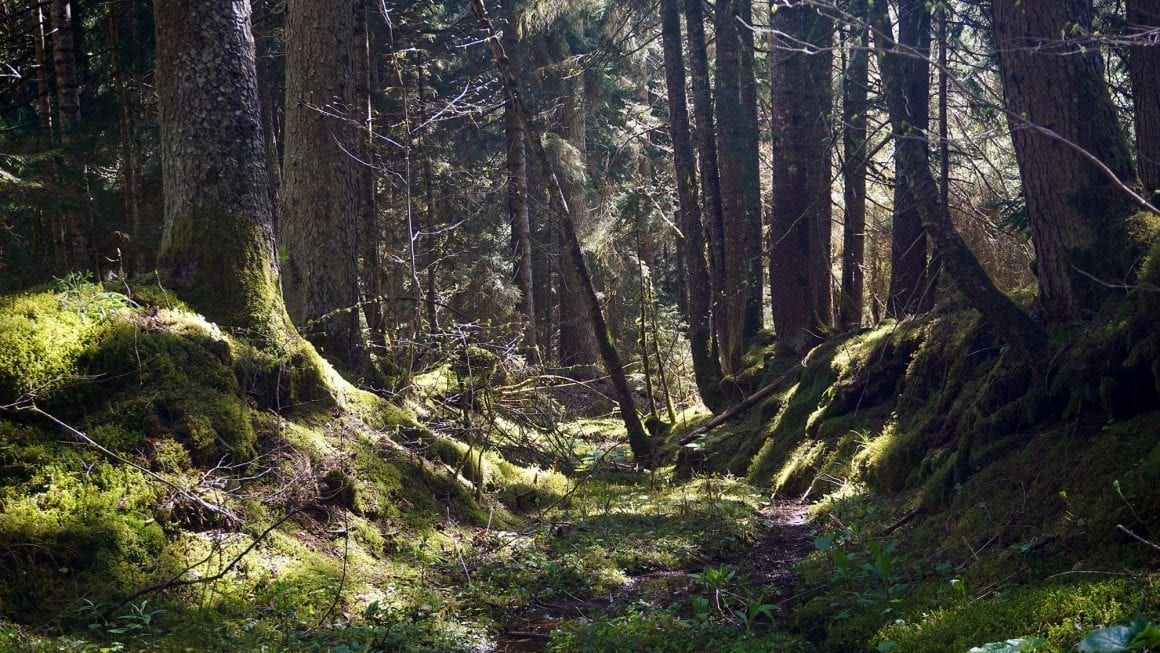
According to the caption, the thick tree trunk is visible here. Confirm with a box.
[468,0,653,466]
[992,0,1139,319]
[660,0,728,413]
[554,58,600,374]
[155,0,290,343]
[279,0,368,371]
[501,0,538,359]
[885,0,932,318]
[871,1,1045,365]
[714,0,760,371]
[839,0,869,330]
[769,1,833,353]
[1128,0,1160,203]
[683,0,728,373]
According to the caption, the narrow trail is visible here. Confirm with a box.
[496,500,817,651]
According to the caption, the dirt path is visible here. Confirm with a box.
[496,500,816,651]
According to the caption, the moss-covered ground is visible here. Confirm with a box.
[0,278,1157,651]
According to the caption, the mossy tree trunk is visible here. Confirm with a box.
[769,1,833,353]
[279,0,369,372]
[992,0,1140,319]
[660,0,728,413]
[155,0,291,345]
[468,0,654,467]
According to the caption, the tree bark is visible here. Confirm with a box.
[467,0,653,466]
[838,0,869,330]
[885,0,932,318]
[682,0,728,374]
[501,0,538,359]
[279,0,368,371]
[769,1,833,353]
[1128,0,1160,204]
[660,0,728,413]
[155,0,290,343]
[714,0,760,371]
[871,1,1045,365]
[737,0,766,335]
[49,0,80,133]
[992,0,1139,319]
[354,0,388,354]
[32,4,53,140]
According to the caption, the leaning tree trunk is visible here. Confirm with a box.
[154,0,291,344]
[885,0,932,318]
[838,0,869,330]
[992,0,1139,319]
[467,0,654,467]
[871,1,1045,365]
[660,0,728,413]
[279,0,368,371]
[1128,0,1160,204]
[769,0,834,353]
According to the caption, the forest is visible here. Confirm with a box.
[0,0,1158,650]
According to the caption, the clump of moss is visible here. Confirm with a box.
[0,290,111,403]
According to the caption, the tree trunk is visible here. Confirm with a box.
[553,52,600,374]
[660,0,728,413]
[871,1,1045,365]
[769,1,833,352]
[737,0,765,335]
[992,0,1139,319]
[501,0,538,359]
[1128,0,1160,203]
[467,0,653,466]
[154,0,290,343]
[32,4,53,140]
[279,0,368,371]
[49,0,80,133]
[683,0,728,375]
[354,0,388,354]
[714,0,759,371]
[885,0,932,318]
[838,0,869,330]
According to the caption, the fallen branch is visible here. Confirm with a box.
[677,364,803,447]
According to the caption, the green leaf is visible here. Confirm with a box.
[1077,625,1134,652]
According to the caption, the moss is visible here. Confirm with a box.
[877,579,1160,652]
[0,290,110,403]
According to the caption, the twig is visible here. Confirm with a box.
[1118,524,1160,553]
[106,508,302,616]
[20,403,241,525]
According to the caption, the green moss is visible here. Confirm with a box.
[877,579,1160,652]
[0,290,109,403]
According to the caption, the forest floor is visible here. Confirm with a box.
[495,496,815,651]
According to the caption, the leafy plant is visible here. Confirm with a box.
[1076,615,1160,652]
